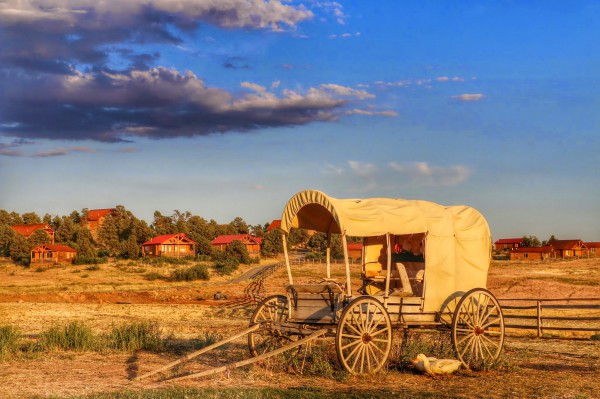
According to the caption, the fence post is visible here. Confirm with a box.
[537,300,542,338]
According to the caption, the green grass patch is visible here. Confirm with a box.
[0,325,21,360]
[171,263,209,281]
[37,321,96,351]
[105,321,164,352]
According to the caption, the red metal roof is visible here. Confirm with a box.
[11,224,54,237]
[509,246,553,253]
[211,234,261,245]
[32,244,76,252]
[347,243,363,251]
[266,220,281,232]
[584,242,600,248]
[548,240,585,250]
[86,208,115,221]
[142,233,196,246]
[494,238,524,245]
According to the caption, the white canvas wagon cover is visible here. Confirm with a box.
[280,190,492,311]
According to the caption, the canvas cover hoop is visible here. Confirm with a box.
[280,189,492,312]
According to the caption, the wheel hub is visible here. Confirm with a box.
[475,326,485,335]
[361,333,373,343]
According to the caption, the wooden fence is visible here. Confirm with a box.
[498,297,600,338]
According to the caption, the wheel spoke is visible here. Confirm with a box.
[350,344,364,372]
[480,336,495,359]
[342,339,362,351]
[481,316,501,329]
[344,321,363,337]
[456,331,474,347]
[370,326,390,338]
[459,333,475,358]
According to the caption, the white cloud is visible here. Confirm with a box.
[452,93,484,102]
[319,84,375,99]
[388,161,471,186]
[348,160,377,177]
[0,0,314,30]
[345,109,398,117]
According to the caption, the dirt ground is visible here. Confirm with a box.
[0,257,599,398]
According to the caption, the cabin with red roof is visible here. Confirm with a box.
[494,238,524,251]
[509,246,554,261]
[347,242,363,261]
[141,233,196,258]
[549,239,588,258]
[11,224,55,244]
[584,242,600,257]
[82,208,115,240]
[31,244,76,265]
[266,220,281,232]
[211,234,263,255]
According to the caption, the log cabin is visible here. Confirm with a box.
[549,239,589,258]
[82,208,115,240]
[494,238,524,251]
[141,233,196,258]
[509,246,554,261]
[30,244,76,265]
[584,242,600,257]
[211,234,262,255]
[11,224,55,244]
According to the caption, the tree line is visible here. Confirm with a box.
[0,207,360,266]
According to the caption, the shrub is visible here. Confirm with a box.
[37,321,96,351]
[73,256,108,265]
[0,325,21,360]
[171,264,210,282]
[141,256,194,266]
[213,258,239,275]
[105,321,164,352]
[592,333,600,341]
[144,272,164,281]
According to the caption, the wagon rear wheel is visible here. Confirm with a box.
[451,288,505,370]
[248,295,295,356]
[335,296,392,374]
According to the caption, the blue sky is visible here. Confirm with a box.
[1,1,599,241]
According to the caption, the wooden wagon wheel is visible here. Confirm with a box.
[248,295,295,356]
[451,288,505,370]
[335,296,392,374]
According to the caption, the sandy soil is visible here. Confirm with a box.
[0,258,599,398]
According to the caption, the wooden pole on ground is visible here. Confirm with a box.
[134,323,261,381]
[166,329,328,382]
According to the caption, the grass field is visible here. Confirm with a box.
[0,257,598,399]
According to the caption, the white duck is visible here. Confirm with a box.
[412,353,462,376]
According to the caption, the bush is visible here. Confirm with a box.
[144,272,164,281]
[213,258,239,275]
[141,256,194,266]
[73,256,107,265]
[0,325,21,360]
[171,264,210,282]
[105,321,164,352]
[37,321,96,351]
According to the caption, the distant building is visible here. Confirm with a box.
[30,244,76,265]
[82,208,115,240]
[11,224,55,244]
[266,220,281,232]
[584,242,600,256]
[494,238,524,251]
[347,242,363,261]
[509,246,554,261]
[141,233,196,258]
[211,234,262,256]
[548,239,588,258]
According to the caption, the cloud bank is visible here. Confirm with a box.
[0,1,392,143]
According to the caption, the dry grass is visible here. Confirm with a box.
[0,257,599,398]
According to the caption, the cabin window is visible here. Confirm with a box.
[524,253,528,258]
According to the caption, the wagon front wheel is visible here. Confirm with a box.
[248,295,294,356]
[451,288,505,370]
[335,296,392,374]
